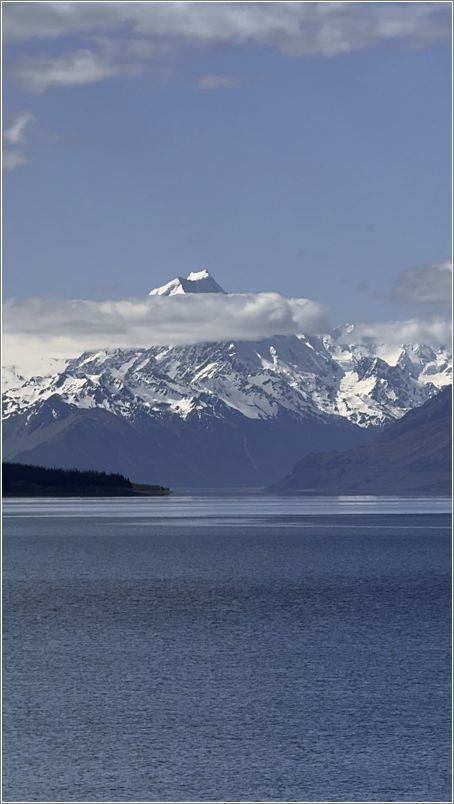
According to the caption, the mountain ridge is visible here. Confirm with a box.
[271,386,452,495]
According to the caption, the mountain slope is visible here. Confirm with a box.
[271,387,452,495]
[2,393,370,488]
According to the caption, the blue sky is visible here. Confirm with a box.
[2,2,452,342]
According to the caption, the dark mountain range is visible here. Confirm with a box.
[2,395,370,488]
[271,386,452,495]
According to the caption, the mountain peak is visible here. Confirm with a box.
[186,269,210,281]
[149,269,226,297]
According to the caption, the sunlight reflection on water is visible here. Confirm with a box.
[3,494,452,521]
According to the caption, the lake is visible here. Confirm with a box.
[2,496,452,802]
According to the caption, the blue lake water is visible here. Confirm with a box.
[2,496,452,802]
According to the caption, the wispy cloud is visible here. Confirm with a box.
[339,316,452,347]
[393,260,452,307]
[10,48,143,92]
[3,110,34,144]
[2,150,28,171]
[196,74,240,90]
[4,3,451,92]
[3,111,34,170]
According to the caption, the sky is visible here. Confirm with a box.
[2,1,452,368]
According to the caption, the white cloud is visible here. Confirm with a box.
[339,316,452,347]
[4,3,451,94]
[2,149,28,170]
[196,74,240,90]
[3,292,330,368]
[4,2,451,53]
[8,34,171,91]
[3,111,34,144]
[10,48,141,91]
[2,111,34,170]
[3,293,451,375]
[393,260,452,306]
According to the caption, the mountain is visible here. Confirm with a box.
[2,356,71,392]
[148,269,226,296]
[2,390,368,489]
[271,386,452,495]
[2,272,451,487]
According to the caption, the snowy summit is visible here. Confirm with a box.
[149,269,226,296]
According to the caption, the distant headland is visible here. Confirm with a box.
[2,463,171,498]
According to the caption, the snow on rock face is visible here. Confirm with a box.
[2,365,26,393]
[3,331,451,429]
[149,269,226,296]
[2,357,77,418]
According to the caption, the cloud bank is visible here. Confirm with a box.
[5,2,450,53]
[3,292,330,369]
[393,260,452,307]
[4,291,451,378]
[5,3,451,90]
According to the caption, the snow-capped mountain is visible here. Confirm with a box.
[2,357,69,394]
[2,271,451,487]
[3,334,450,427]
[149,269,225,296]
